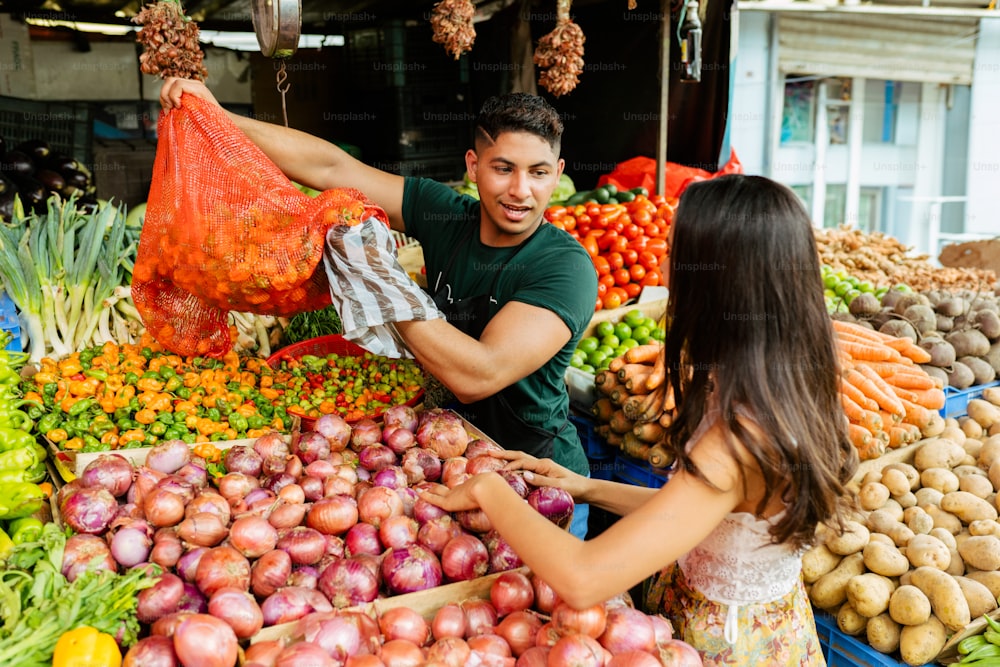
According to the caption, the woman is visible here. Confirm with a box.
[421,174,858,665]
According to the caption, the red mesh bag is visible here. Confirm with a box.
[132,94,389,357]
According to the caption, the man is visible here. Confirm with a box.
[160,81,598,537]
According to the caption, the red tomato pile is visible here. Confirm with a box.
[545,194,677,311]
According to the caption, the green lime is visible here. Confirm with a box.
[843,289,861,304]
[623,309,646,328]
[595,321,615,339]
[822,274,839,290]
[893,283,912,293]
[587,351,608,368]
[824,288,836,299]
[834,281,853,297]
[631,325,651,344]
[613,322,632,342]
[650,328,666,341]
[620,339,640,351]
[875,287,889,298]
[858,281,875,293]
[597,344,616,357]
[571,351,588,368]
[577,337,599,354]
[600,334,620,349]
[579,364,595,374]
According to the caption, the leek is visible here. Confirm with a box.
[0,200,47,364]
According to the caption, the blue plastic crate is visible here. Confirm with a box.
[588,457,622,481]
[570,412,614,461]
[941,381,1000,420]
[612,453,672,488]
[0,293,21,353]
[813,609,933,667]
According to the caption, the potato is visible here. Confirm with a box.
[920,467,960,494]
[969,398,1000,430]
[859,482,891,511]
[868,532,896,547]
[847,573,895,617]
[980,436,1000,469]
[802,544,842,584]
[941,490,999,523]
[957,534,1000,571]
[923,505,963,535]
[905,534,952,570]
[882,498,905,522]
[968,519,1000,540]
[961,416,986,440]
[962,437,984,460]
[895,491,918,509]
[955,575,999,619]
[837,601,868,636]
[826,520,870,556]
[866,613,902,654]
[888,584,932,626]
[861,469,884,486]
[954,464,989,480]
[882,468,912,497]
[914,438,968,471]
[909,566,972,632]
[883,462,921,491]
[922,413,947,439]
[863,541,910,577]
[915,487,944,509]
[899,616,947,666]
[963,570,1000,599]
[946,548,966,577]
[810,552,866,610]
[959,473,994,500]
[903,506,934,535]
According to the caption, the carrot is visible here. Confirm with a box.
[620,432,652,461]
[609,386,632,407]
[837,339,901,363]
[604,431,624,448]
[907,387,946,411]
[591,397,616,422]
[595,370,619,393]
[889,386,919,404]
[882,337,932,364]
[647,443,674,469]
[609,410,635,435]
[633,420,666,444]
[841,392,869,423]
[622,385,667,422]
[899,399,934,430]
[888,425,911,449]
[844,367,905,418]
[625,372,653,393]
[849,423,885,461]
[608,355,628,373]
[848,422,873,450]
[832,320,887,343]
[855,361,918,378]
[659,410,674,429]
[618,363,652,385]
[882,371,938,391]
[624,344,663,365]
[841,377,879,412]
[644,349,666,392]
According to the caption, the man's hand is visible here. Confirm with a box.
[491,450,591,501]
[160,77,220,111]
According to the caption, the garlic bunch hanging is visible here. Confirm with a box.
[534,0,586,97]
[430,0,477,60]
[133,0,208,81]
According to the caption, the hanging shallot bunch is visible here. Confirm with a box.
[533,0,586,97]
[133,0,208,81]
[430,0,477,60]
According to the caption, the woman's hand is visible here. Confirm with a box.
[160,77,220,111]
[491,450,591,501]
[418,476,493,513]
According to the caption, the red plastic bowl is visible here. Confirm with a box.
[266,334,424,427]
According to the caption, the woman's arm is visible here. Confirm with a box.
[159,77,407,231]
[424,424,745,608]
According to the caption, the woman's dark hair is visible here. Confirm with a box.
[662,174,857,549]
[474,93,564,152]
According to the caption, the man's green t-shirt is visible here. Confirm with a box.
[401,177,596,476]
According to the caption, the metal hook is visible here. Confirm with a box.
[276,60,291,127]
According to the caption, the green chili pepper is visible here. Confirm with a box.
[176,387,192,400]
[124,371,139,385]
[206,408,221,422]
[0,408,33,431]
[128,397,140,412]
[0,447,37,473]
[79,348,98,367]
[141,347,154,360]
[81,435,104,452]
[155,412,174,425]
[43,383,59,400]
[163,427,185,442]
[149,422,167,437]
[182,433,197,444]
[36,413,62,434]
[84,368,108,381]
[67,398,96,417]
[25,404,43,420]
[164,376,183,393]
[227,413,248,432]
[247,414,265,430]
[89,416,114,438]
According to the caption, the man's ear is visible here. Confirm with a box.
[465,149,479,183]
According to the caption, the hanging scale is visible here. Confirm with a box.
[251,0,302,126]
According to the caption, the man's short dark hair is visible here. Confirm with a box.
[474,93,564,153]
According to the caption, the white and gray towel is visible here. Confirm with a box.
[323,219,442,358]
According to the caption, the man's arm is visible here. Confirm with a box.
[395,301,570,403]
[159,77,407,232]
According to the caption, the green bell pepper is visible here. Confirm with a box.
[0,427,37,453]
[8,516,43,544]
[0,481,45,519]
[0,446,38,473]
[36,412,63,434]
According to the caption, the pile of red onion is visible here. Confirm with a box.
[55,405,587,665]
[245,569,703,667]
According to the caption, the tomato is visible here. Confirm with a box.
[643,223,662,238]
[582,234,600,258]
[622,248,639,267]
[642,270,663,287]
[638,251,659,272]
[545,206,566,222]
[586,204,601,217]
[602,292,622,310]
[597,282,608,297]
[624,282,642,299]
[632,209,652,226]
[576,224,591,237]
[597,230,619,251]
[650,194,667,206]
[629,235,648,252]
[576,213,592,226]
[609,286,629,302]
[629,264,647,282]
[593,255,611,276]
[599,273,616,289]
[613,268,631,286]
[611,235,629,254]
[595,296,603,311]
[621,223,641,241]
[646,238,669,257]
[549,218,566,231]
[573,205,587,217]
[606,252,624,271]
